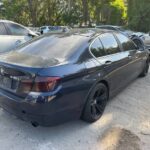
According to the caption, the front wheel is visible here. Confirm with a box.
[81,83,109,123]
[139,60,149,77]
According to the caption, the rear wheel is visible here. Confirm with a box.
[139,60,149,77]
[81,83,109,123]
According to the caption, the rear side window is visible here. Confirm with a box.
[7,23,29,36]
[0,23,7,35]
[90,38,106,58]
[100,33,120,55]
[115,33,137,51]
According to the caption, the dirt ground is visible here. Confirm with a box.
[0,72,150,150]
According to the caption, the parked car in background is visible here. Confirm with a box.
[40,26,71,34]
[95,25,133,36]
[132,32,150,50]
[28,27,41,36]
[143,33,150,46]
[0,29,149,127]
[49,26,71,33]
[0,20,38,53]
[39,26,51,34]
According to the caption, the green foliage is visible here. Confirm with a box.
[0,0,149,32]
[2,0,30,25]
[109,0,127,25]
[127,0,150,32]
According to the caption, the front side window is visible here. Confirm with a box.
[115,33,137,51]
[100,33,120,55]
[90,38,106,58]
[0,23,7,35]
[7,23,29,36]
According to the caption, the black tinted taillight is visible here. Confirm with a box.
[18,79,33,93]
[18,76,60,93]
[32,77,60,92]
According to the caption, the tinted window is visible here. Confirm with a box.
[90,38,106,57]
[100,33,120,55]
[7,23,29,36]
[115,33,137,51]
[0,23,7,35]
[15,35,85,60]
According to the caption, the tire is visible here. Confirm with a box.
[139,60,149,77]
[81,83,109,123]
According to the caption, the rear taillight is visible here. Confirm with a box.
[32,77,60,92]
[18,78,33,93]
[19,76,60,93]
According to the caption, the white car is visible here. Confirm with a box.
[144,33,150,46]
[0,20,37,53]
[40,26,71,34]
[40,26,52,34]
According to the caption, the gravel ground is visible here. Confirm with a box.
[0,72,150,150]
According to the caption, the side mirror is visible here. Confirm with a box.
[28,31,38,37]
[132,38,145,51]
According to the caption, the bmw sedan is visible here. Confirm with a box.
[0,29,149,127]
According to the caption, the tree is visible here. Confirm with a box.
[2,0,30,25]
[127,0,150,32]
[89,0,126,26]
[0,0,127,28]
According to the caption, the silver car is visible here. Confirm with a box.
[0,20,37,53]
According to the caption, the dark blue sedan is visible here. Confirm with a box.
[0,29,149,127]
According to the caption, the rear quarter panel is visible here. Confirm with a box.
[37,62,102,116]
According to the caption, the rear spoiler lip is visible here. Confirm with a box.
[0,61,43,76]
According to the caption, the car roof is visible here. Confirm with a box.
[0,20,15,23]
[43,28,114,41]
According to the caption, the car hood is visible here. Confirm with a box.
[0,51,59,68]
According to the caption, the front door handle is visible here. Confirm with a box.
[105,61,112,65]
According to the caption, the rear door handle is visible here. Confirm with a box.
[105,61,112,65]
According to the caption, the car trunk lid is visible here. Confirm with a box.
[0,52,60,98]
[0,51,59,68]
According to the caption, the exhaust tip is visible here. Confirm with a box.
[31,122,39,127]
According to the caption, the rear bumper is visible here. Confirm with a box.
[0,89,82,126]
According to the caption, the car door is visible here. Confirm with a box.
[90,33,130,94]
[5,22,31,48]
[115,32,144,80]
[98,33,133,93]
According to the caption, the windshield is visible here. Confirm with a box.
[15,34,85,61]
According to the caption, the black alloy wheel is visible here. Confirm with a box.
[82,83,109,123]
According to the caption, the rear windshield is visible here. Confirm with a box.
[15,34,85,61]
